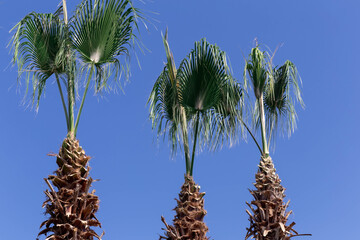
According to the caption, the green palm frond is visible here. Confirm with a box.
[149,65,182,152]
[9,11,67,108]
[148,30,184,155]
[264,60,304,142]
[179,40,225,112]
[212,81,243,148]
[149,36,242,175]
[71,0,140,92]
[244,47,269,99]
[178,39,242,152]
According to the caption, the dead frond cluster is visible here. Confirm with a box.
[160,175,209,240]
[38,138,103,240]
[245,156,309,240]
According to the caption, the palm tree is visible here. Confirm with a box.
[148,31,241,240]
[10,0,141,239]
[241,45,309,240]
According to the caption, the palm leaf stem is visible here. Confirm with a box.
[181,107,191,175]
[67,72,75,136]
[63,0,75,137]
[62,0,68,24]
[239,118,262,155]
[55,74,70,131]
[74,64,94,136]
[267,121,274,150]
[258,94,269,155]
[190,111,200,176]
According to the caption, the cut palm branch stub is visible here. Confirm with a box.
[160,175,209,240]
[38,138,103,240]
[245,156,310,240]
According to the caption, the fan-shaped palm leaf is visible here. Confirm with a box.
[211,80,243,149]
[10,11,67,108]
[149,64,181,152]
[148,30,191,171]
[71,0,140,92]
[71,0,142,134]
[177,39,241,175]
[264,60,304,144]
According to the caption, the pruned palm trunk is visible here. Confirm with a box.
[160,175,209,240]
[38,137,103,240]
[245,156,305,240]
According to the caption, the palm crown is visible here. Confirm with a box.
[10,0,141,137]
[10,10,67,107]
[243,45,304,154]
[149,32,242,176]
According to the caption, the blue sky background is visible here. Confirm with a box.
[0,0,359,239]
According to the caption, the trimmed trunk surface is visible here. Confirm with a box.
[245,156,307,240]
[38,138,103,240]
[160,175,209,240]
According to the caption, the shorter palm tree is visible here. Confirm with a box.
[149,31,241,240]
[241,45,309,240]
[10,0,141,239]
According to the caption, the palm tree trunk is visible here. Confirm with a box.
[258,94,269,155]
[245,156,310,240]
[160,175,209,240]
[38,138,103,240]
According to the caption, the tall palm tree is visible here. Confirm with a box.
[10,0,141,239]
[149,32,241,240]
[241,45,309,240]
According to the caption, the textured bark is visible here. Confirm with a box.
[245,156,309,240]
[38,138,103,240]
[160,175,209,240]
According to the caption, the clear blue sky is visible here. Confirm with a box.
[0,0,359,239]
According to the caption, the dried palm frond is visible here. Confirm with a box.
[245,156,310,240]
[160,175,209,240]
[38,138,103,240]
